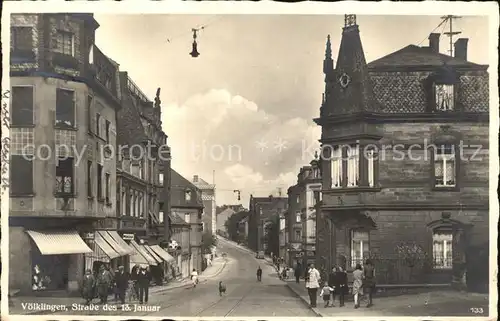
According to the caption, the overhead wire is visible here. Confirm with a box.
[166,15,225,43]
[417,17,448,46]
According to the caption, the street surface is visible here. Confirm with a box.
[10,239,315,317]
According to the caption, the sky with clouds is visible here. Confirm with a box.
[92,14,489,207]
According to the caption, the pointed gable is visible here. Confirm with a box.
[325,15,378,115]
[170,169,203,209]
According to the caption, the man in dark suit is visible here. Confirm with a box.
[114,266,129,304]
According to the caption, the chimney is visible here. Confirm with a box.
[193,175,198,182]
[428,33,440,53]
[454,38,469,61]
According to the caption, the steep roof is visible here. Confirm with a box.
[170,169,204,209]
[368,45,487,69]
[169,212,189,226]
[192,175,214,190]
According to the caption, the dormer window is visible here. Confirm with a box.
[435,84,454,111]
[185,189,192,201]
[54,30,75,57]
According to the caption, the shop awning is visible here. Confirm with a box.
[26,230,92,255]
[150,245,175,263]
[129,247,149,269]
[94,232,121,259]
[144,245,163,263]
[97,231,129,257]
[130,240,157,265]
[107,230,135,255]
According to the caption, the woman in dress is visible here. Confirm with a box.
[352,263,364,309]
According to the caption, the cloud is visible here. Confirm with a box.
[162,89,320,205]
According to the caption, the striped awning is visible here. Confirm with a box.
[97,231,130,257]
[130,240,157,266]
[150,245,175,263]
[94,232,121,259]
[144,245,163,263]
[104,230,135,255]
[26,230,92,255]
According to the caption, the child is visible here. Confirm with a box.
[319,282,334,308]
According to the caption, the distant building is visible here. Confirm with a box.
[248,195,288,255]
[191,175,216,234]
[315,15,489,291]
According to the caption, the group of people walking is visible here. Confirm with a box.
[304,259,376,309]
[81,264,152,305]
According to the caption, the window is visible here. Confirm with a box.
[295,211,301,223]
[331,147,342,188]
[351,230,369,267]
[87,160,92,197]
[11,86,34,126]
[105,120,110,143]
[129,190,134,216]
[433,231,453,269]
[121,190,126,216]
[159,210,164,223]
[295,230,301,241]
[434,145,456,187]
[56,89,75,128]
[184,213,191,224]
[55,157,74,195]
[105,173,110,203]
[10,155,33,195]
[306,190,315,208]
[96,113,101,136]
[138,194,143,217]
[97,164,103,199]
[202,222,205,231]
[185,189,192,201]
[347,146,359,187]
[54,30,75,56]
[435,84,454,111]
[159,173,164,185]
[367,150,375,187]
[11,27,33,51]
[87,96,93,134]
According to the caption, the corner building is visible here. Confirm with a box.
[315,16,489,292]
[8,13,127,293]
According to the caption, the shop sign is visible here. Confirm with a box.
[122,233,135,241]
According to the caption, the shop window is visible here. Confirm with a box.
[11,86,34,126]
[432,231,453,269]
[435,84,454,111]
[434,145,456,187]
[347,146,359,187]
[350,230,369,267]
[54,30,75,56]
[55,89,75,128]
[97,164,103,200]
[10,155,33,195]
[55,157,74,195]
[87,160,92,197]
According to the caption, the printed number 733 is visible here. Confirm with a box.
[470,307,484,314]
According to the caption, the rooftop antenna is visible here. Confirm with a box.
[441,15,462,56]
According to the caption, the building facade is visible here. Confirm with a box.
[8,13,125,292]
[315,15,489,291]
[191,175,216,234]
[216,205,244,237]
[168,169,203,275]
[286,185,303,268]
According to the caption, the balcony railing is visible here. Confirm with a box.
[126,75,150,104]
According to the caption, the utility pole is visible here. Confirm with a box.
[441,15,462,56]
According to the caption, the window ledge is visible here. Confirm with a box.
[432,267,453,271]
[432,186,459,192]
[10,193,36,198]
[325,187,382,193]
[10,124,36,128]
[54,125,77,131]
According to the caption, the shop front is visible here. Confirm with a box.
[25,229,93,292]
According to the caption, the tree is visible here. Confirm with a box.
[201,231,218,254]
[224,210,248,242]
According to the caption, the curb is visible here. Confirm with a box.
[285,283,324,317]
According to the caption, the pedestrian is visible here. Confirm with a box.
[114,266,128,304]
[137,265,151,304]
[191,268,199,288]
[352,263,364,309]
[336,266,348,307]
[131,264,140,299]
[81,269,96,305]
[305,263,320,308]
[294,265,301,283]
[328,267,337,306]
[363,259,376,307]
[96,265,112,304]
[319,281,334,308]
[256,266,262,281]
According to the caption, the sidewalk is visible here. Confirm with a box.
[286,280,490,317]
[218,237,274,265]
[9,257,228,315]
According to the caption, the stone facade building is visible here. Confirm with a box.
[191,175,216,234]
[314,15,489,292]
[8,13,124,292]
